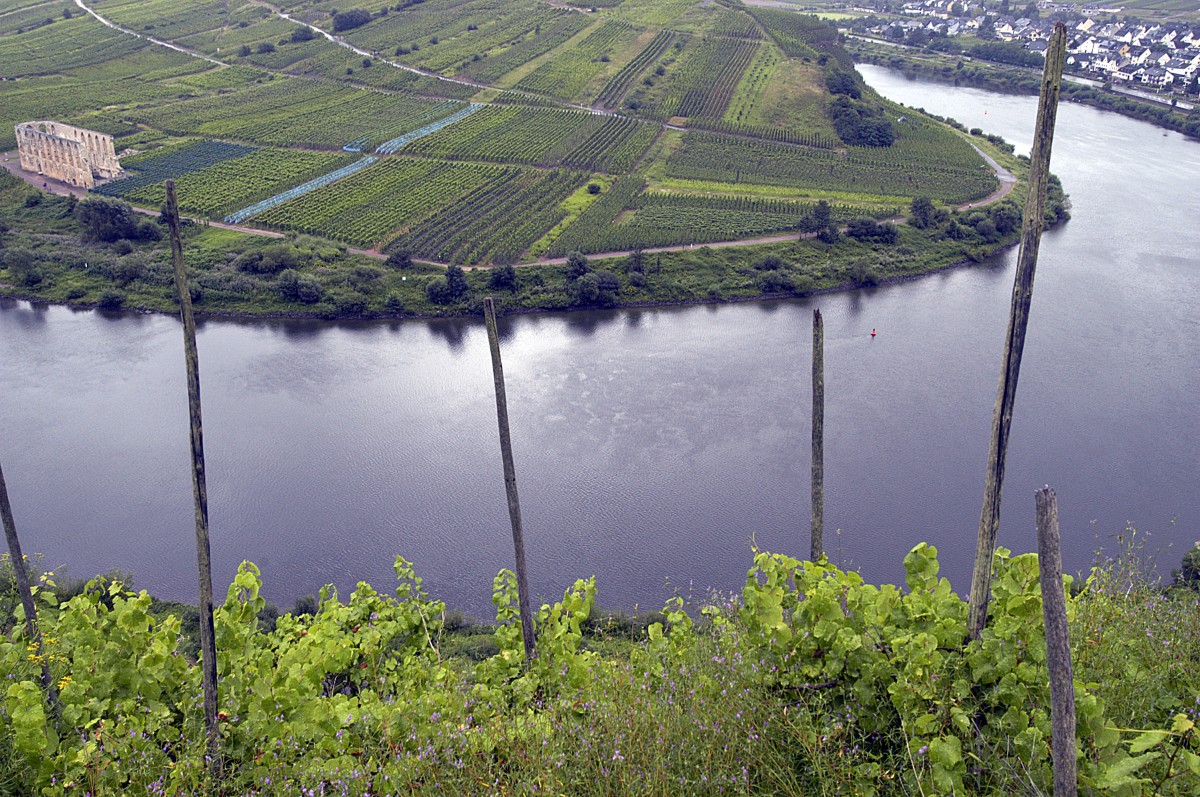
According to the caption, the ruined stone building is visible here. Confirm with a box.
[14,121,123,189]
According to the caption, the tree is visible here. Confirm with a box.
[332,9,372,32]
[812,200,832,229]
[488,264,517,291]
[291,26,315,42]
[825,67,861,99]
[910,196,937,229]
[277,269,322,303]
[978,15,995,40]
[426,265,469,304]
[75,196,137,242]
[386,250,413,269]
[565,251,590,280]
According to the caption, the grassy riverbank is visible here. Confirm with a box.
[2,540,1198,795]
[0,148,1062,321]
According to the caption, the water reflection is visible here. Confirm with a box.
[1,71,1197,616]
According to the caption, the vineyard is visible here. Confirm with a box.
[458,12,591,84]
[96,140,258,200]
[2,0,1012,267]
[595,29,677,110]
[125,79,462,150]
[665,130,997,205]
[388,168,590,264]
[0,14,150,79]
[514,20,637,99]
[250,157,518,247]
[114,149,357,218]
[401,106,657,172]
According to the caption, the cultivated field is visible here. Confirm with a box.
[1,0,999,264]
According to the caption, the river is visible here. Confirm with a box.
[1,67,1197,617]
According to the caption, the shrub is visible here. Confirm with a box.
[386,250,413,270]
[565,251,590,280]
[759,270,794,293]
[488,264,517,291]
[97,288,126,310]
[75,196,137,243]
[332,9,371,32]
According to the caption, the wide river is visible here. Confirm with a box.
[2,68,1197,616]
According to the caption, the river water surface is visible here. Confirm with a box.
[2,68,1197,616]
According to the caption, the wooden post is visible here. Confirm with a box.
[967,23,1067,640]
[1036,486,1077,797]
[164,181,220,772]
[811,308,824,561]
[482,297,536,663]
[0,462,58,715]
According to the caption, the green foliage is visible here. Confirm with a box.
[74,197,140,243]
[1,543,1197,793]
[332,9,372,33]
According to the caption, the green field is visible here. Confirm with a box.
[1,0,1009,270]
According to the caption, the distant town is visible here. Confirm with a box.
[845,1,1200,99]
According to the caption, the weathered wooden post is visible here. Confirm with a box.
[0,462,58,714]
[967,22,1067,640]
[1036,486,1077,797]
[483,297,536,663]
[811,308,824,561]
[164,181,220,772]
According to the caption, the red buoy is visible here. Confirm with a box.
[871,328,877,337]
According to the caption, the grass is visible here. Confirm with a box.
[527,175,617,258]
[749,57,839,137]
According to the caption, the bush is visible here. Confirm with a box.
[383,292,405,314]
[565,251,590,280]
[385,250,413,269]
[97,288,126,310]
[758,270,794,294]
[425,265,469,304]
[488,264,517,291]
[75,196,138,242]
[846,218,899,244]
[586,183,601,195]
[277,269,323,303]
[256,42,276,54]
[332,9,371,32]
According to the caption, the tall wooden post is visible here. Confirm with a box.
[483,297,536,663]
[811,309,824,561]
[164,181,220,771]
[967,23,1067,640]
[0,462,58,714]
[1035,486,1077,797]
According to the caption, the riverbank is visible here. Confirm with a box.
[848,39,1200,141]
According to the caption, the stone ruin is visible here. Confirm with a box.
[14,121,124,189]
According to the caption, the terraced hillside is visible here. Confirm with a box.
[1,0,1000,265]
